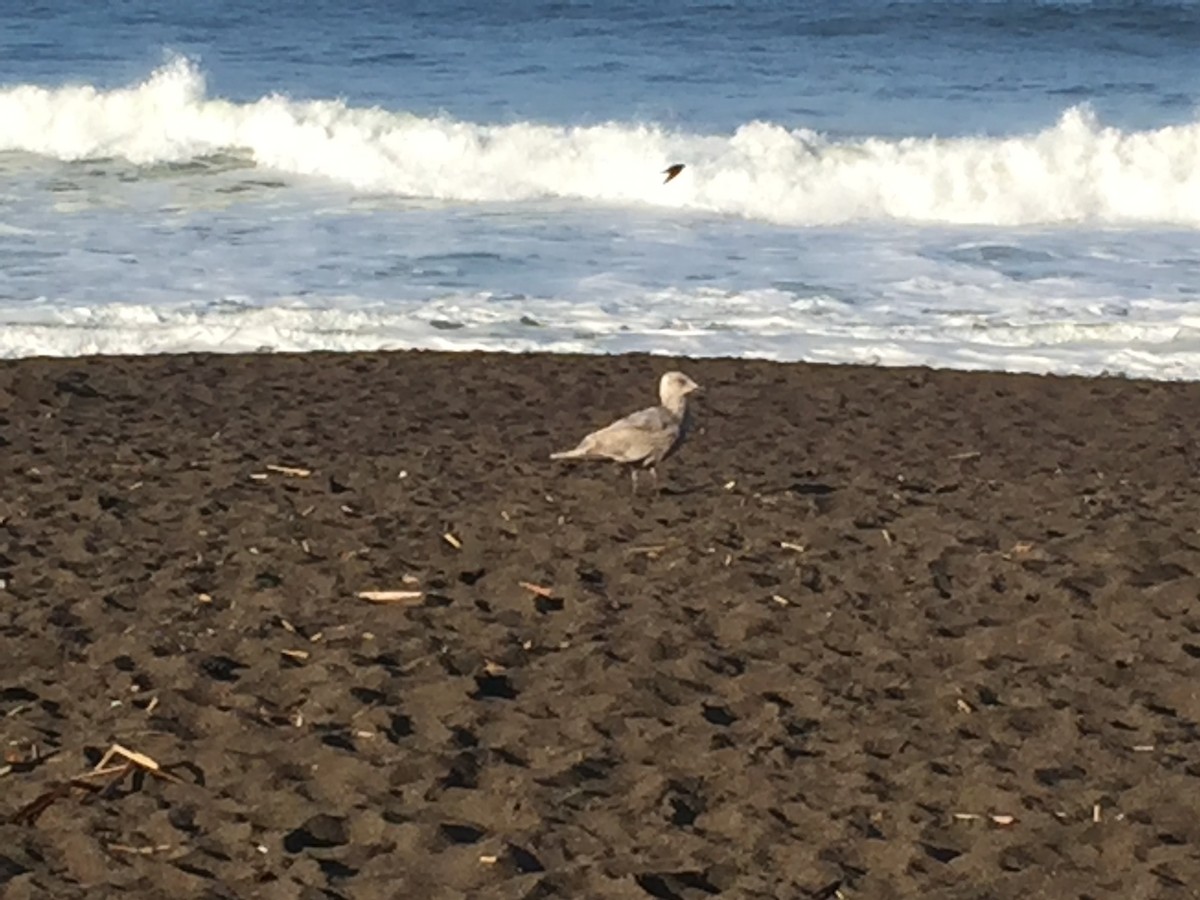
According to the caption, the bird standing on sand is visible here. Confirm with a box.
[551,371,701,492]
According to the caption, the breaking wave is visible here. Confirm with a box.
[4,58,1200,226]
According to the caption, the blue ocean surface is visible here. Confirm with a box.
[3,0,1200,376]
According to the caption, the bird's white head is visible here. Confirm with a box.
[659,371,701,410]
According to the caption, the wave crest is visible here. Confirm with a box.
[3,59,1200,226]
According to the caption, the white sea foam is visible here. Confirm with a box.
[4,59,1200,227]
[5,291,1200,379]
[6,61,1200,379]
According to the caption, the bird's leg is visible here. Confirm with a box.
[648,467,659,494]
[630,468,640,494]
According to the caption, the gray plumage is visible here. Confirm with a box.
[551,371,701,490]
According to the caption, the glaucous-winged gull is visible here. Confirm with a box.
[551,371,700,491]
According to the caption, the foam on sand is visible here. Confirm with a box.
[5,294,1200,380]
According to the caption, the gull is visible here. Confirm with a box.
[551,371,701,492]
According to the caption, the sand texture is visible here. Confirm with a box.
[2,351,1200,898]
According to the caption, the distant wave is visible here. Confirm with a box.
[4,58,1200,227]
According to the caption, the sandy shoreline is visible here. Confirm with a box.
[3,349,1200,898]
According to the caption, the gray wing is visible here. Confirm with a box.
[572,404,682,465]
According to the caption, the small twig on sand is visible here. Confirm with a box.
[519,581,554,598]
[443,533,463,550]
[266,464,313,478]
[948,450,981,461]
[108,843,172,856]
[356,590,424,605]
[10,782,90,825]
[953,812,1016,826]
[10,743,190,825]
[93,744,184,784]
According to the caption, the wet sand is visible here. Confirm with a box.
[2,350,1200,899]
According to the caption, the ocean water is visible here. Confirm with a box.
[4,0,1200,377]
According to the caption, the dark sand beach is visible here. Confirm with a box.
[2,350,1200,899]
